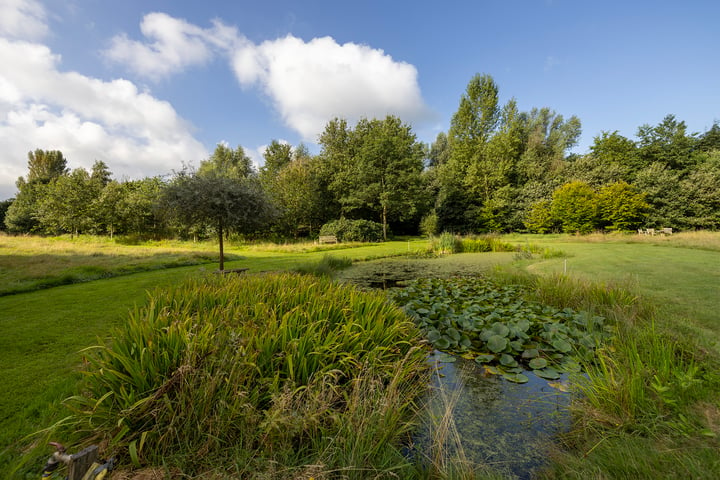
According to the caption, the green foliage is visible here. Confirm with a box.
[59,273,428,474]
[550,181,598,233]
[432,231,461,254]
[160,169,273,269]
[419,211,439,237]
[319,218,384,242]
[524,199,556,233]
[319,115,425,240]
[597,181,649,231]
[0,199,11,231]
[390,276,611,381]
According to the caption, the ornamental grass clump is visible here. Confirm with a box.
[60,273,428,476]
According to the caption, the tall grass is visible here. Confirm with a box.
[34,273,429,478]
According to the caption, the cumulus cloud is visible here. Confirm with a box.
[0,0,48,41]
[104,13,432,142]
[0,36,208,198]
[230,35,431,141]
[103,13,239,81]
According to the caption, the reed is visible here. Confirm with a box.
[51,273,429,476]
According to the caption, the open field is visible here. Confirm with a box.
[2,233,720,478]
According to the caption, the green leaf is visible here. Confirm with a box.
[487,335,508,353]
[502,372,529,384]
[433,352,457,363]
[528,357,548,369]
[474,354,495,364]
[500,354,518,367]
[552,338,573,353]
[534,367,561,380]
[521,348,540,359]
[491,322,510,337]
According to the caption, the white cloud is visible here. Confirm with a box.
[0,0,48,41]
[105,13,432,143]
[103,13,238,81]
[231,35,432,141]
[0,37,208,198]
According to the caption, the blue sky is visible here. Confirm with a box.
[1,0,718,199]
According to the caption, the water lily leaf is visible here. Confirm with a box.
[559,359,582,373]
[502,372,529,384]
[552,338,573,353]
[534,367,561,380]
[528,357,548,370]
[433,352,457,363]
[434,336,451,350]
[509,340,524,352]
[474,354,495,364]
[491,322,510,337]
[426,329,441,342]
[500,354,518,367]
[446,327,461,341]
[487,335,508,353]
[416,308,430,315]
[484,365,502,375]
[521,348,540,359]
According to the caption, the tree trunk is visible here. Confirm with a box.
[218,220,225,272]
[382,204,387,241]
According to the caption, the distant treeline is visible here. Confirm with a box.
[2,74,719,239]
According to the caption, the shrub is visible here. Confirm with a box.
[419,211,439,237]
[319,218,385,242]
[58,273,428,476]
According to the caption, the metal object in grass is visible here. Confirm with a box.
[41,442,114,480]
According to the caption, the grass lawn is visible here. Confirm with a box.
[513,233,720,351]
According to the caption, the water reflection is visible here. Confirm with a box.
[411,352,573,480]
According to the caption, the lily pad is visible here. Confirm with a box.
[433,352,457,363]
[500,354,518,367]
[534,367,561,380]
[487,335,508,353]
[528,357,548,370]
[474,354,495,364]
[502,372,530,384]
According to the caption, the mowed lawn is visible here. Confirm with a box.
[516,234,720,349]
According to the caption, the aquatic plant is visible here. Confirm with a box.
[390,276,612,383]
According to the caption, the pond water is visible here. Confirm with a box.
[340,258,577,478]
[409,352,574,479]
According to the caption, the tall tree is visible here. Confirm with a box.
[4,149,70,232]
[636,114,696,171]
[37,168,99,236]
[198,143,254,179]
[90,160,113,187]
[320,116,425,240]
[26,149,68,184]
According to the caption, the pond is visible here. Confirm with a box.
[338,257,583,478]
[410,352,574,479]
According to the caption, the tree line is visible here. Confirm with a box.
[2,73,720,240]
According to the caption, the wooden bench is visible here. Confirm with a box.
[318,235,338,244]
[215,268,249,275]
